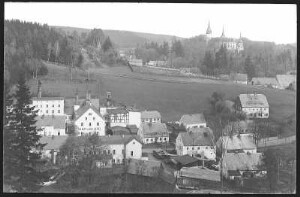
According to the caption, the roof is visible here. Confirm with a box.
[222,121,249,136]
[206,22,212,34]
[140,123,169,137]
[35,115,66,129]
[64,97,100,115]
[126,125,139,134]
[239,94,269,108]
[276,74,296,88]
[141,110,161,119]
[107,108,128,115]
[173,155,199,166]
[178,129,214,146]
[217,134,256,151]
[127,158,162,177]
[99,135,142,146]
[251,77,279,86]
[180,166,221,182]
[39,136,69,150]
[32,97,64,101]
[230,73,247,81]
[223,153,263,171]
[111,126,131,135]
[74,103,103,121]
[159,163,177,184]
[179,113,206,125]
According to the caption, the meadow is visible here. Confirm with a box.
[29,62,296,126]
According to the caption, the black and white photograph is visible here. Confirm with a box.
[3,2,297,194]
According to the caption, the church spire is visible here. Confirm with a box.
[221,26,225,38]
[206,21,212,35]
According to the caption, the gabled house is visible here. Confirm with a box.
[99,135,142,164]
[236,93,269,118]
[35,115,67,136]
[251,77,279,88]
[216,133,257,154]
[74,102,106,136]
[222,152,265,180]
[141,110,161,123]
[276,74,296,89]
[179,113,207,130]
[176,128,216,160]
[138,122,169,144]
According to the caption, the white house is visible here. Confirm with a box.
[216,133,257,154]
[179,113,207,130]
[141,110,161,123]
[176,128,216,160]
[237,93,269,119]
[128,110,141,128]
[106,108,129,127]
[32,97,64,116]
[138,122,169,144]
[74,102,106,136]
[99,135,142,164]
[35,115,67,136]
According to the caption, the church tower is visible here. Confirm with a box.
[221,26,225,38]
[206,21,212,41]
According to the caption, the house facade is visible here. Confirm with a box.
[179,113,207,130]
[100,135,142,164]
[36,115,67,136]
[237,93,269,119]
[176,128,216,160]
[128,111,142,128]
[141,110,161,123]
[32,97,64,116]
[138,122,169,144]
[251,77,279,88]
[106,108,129,127]
[74,103,106,136]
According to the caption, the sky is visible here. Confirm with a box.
[5,3,297,44]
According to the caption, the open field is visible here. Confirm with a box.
[29,62,296,127]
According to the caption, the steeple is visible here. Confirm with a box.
[206,21,212,35]
[221,26,225,38]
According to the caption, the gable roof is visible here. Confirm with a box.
[107,108,128,115]
[64,97,100,115]
[39,136,69,150]
[99,135,142,146]
[223,153,263,171]
[178,129,214,146]
[35,115,66,129]
[74,103,103,121]
[140,123,169,137]
[217,133,256,151]
[179,113,206,125]
[180,166,221,182]
[173,155,199,166]
[251,77,278,86]
[32,97,64,101]
[141,110,161,119]
[239,94,269,108]
[127,158,162,177]
[276,74,296,88]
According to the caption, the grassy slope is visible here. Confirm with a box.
[30,62,296,125]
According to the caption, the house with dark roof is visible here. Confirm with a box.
[216,133,257,154]
[138,122,169,144]
[35,115,67,136]
[237,93,269,118]
[222,152,265,180]
[176,128,216,160]
[98,135,142,165]
[39,136,69,164]
[141,110,161,123]
[74,102,106,136]
[179,113,207,130]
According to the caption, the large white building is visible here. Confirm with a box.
[138,122,169,144]
[100,135,143,164]
[237,93,269,119]
[74,102,106,136]
[35,115,67,136]
[31,97,64,116]
[176,128,216,160]
[179,113,207,130]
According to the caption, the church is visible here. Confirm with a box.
[205,21,244,53]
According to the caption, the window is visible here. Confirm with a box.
[97,122,99,126]
[192,147,194,150]
[108,150,110,154]
[85,117,87,120]
[187,147,189,150]
[52,110,54,113]
[40,105,42,108]
[93,117,95,120]
[164,137,166,141]
[89,122,91,126]
[133,141,135,145]
[58,104,60,107]
[131,151,133,156]
[58,110,60,113]
[198,147,200,150]
[117,159,120,164]
[46,105,48,108]
[113,150,116,155]
[206,147,208,149]
[122,159,125,163]
[81,122,83,126]
[112,159,115,164]
[58,131,60,136]
[52,104,54,107]
[46,110,48,114]
[146,139,148,142]
[122,149,125,154]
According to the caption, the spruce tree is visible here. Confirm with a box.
[4,74,45,192]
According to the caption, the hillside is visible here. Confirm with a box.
[51,26,182,48]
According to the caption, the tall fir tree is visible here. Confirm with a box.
[3,74,46,192]
[244,55,256,81]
